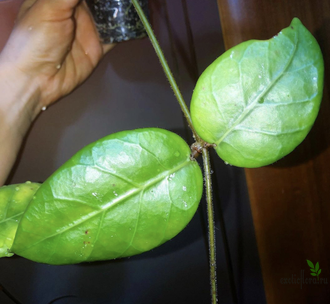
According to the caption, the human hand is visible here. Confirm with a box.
[0,0,114,185]
[0,0,114,113]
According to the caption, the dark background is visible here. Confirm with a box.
[0,0,265,303]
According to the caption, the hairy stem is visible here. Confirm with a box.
[133,1,218,302]
[202,148,218,304]
[131,0,201,141]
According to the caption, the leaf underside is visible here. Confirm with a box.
[11,128,203,265]
[0,183,40,257]
[191,18,324,167]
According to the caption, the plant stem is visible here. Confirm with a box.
[0,284,22,304]
[202,148,218,304]
[133,1,218,302]
[131,0,201,142]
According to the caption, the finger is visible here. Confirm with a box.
[37,0,81,11]
[103,43,116,54]
[80,1,116,55]
[18,0,80,22]
[17,0,38,19]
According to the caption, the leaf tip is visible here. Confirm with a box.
[290,17,302,28]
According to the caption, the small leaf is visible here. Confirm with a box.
[306,259,315,269]
[315,262,319,272]
[310,268,316,273]
[318,269,322,275]
[310,273,317,276]
[191,18,324,167]
[12,129,203,265]
[0,183,40,257]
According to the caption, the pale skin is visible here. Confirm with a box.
[0,0,114,185]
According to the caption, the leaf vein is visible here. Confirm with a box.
[284,62,314,74]
[94,164,141,188]
[0,212,23,225]
[52,196,102,210]
[256,98,314,107]
[216,34,298,146]
[16,160,192,253]
[238,61,247,107]
[162,179,174,243]
[85,210,106,260]
[1,188,16,222]
[118,190,144,257]
[234,126,308,136]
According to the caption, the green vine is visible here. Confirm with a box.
[131,1,219,302]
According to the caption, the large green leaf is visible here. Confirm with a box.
[12,128,203,265]
[191,18,324,167]
[0,182,40,257]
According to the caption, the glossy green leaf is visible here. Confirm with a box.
[12,128,203,265]
[0,182,40,257]
[191,18,324,167]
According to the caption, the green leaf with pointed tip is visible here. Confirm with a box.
[191,18,324,167]
[310,273,317,276]
[315,262,319,272]
[318,269,321,275]
[0,182,40,257]
[307,260,314,268]
[12,128,203,265]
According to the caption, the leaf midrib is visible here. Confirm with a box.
[14,159,193,253]
[215,35,298,146]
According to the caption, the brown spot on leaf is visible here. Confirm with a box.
[85,230,89,234]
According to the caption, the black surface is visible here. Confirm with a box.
[1,1,266,303]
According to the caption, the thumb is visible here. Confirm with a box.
[38,0,81,10]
